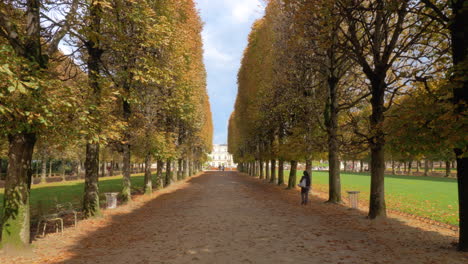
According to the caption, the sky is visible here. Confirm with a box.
[195,0,265,144]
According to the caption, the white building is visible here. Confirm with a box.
[208,144,236,168]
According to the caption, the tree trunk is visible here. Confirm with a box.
[1,132,36,249]
[408,160,412,175]
[360,160,364,172]
[287,160,297,189]
[306,159,312,189]
[328,130,341,203]
[456,155,468,251]
[326,75,342,203]
[177,159,183,181]
[254,160,258,177]
[100,162,105,178]
[49,159,53,177]
[259,160,264,179]
[265,160,270,181]
[183,159,188,179]
[164,159,171,187]
[416,161,420,173]
[41,157,47,183]
[83,1,104,218]
[189,159,194,177]
[270,159,276,184]
[121,143,131,203]
[424,160,429,176]
[144,153,152,195]
[449,0,468,250]
[83,143,101,218]
[278,159,284,185]
[0,159,4,181]
[156,159,164,189]
[446,161,451,177]
[368,77,387,219]
[109,160,114,176]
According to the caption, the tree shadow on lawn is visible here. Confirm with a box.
[49,171,467,263]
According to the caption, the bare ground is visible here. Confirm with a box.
[1,171,467,264]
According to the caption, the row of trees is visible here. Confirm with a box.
[228,0,467,251]
[0,0,212,249]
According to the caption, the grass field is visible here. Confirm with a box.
[0,173,147,219]
[281,170,458,225]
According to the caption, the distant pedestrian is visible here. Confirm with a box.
[218,165,222,171]
[298,171,311,205]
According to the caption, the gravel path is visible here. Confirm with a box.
[1,171,467,263]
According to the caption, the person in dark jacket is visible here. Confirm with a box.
[299,171,311,205]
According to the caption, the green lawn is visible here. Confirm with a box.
[0,173,147,219]
[281,170,458,225]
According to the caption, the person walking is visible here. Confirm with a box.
[298,171,311,205]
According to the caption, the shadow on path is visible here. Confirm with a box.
[8,171,467,264]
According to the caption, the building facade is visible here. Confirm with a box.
[208,144,236,168]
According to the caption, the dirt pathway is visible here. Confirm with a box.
[1,171,467,263]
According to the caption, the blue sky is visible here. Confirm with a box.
[195,0,265,144]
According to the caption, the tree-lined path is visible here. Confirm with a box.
[1,171,466,263]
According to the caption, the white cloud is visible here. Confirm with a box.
[202,30,233,65]
[230,0,263,23]
[196,0,263,25]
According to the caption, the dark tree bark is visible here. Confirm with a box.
[1,133,36,247]
[306,159,312,189]
[156,159,164,189]
[0,159,4,180]
[121,143,131,202]
[446,161,451,177]
[270,159,276,184]
[109,160,114,176]
[259,160,264,179]
[326,76,342,203]
[449,0,468,250]
[83,143,100,218]
[278,159,284,185]
[164,159,172,187]
[265,160,270,181]
[144,152,152,195]
[83,1,104,217]
[368,76,387,218]
[360,160,364,172]
[287,160,298,189]
[177,158,183,181]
